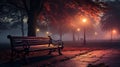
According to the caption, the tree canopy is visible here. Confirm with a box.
[101,0,120,33]
[39,0,107,33]
[0,0,107,36]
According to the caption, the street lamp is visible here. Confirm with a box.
[82,18,87,45]
[82,18,87,23]
[36,28,40,32]
[94,32,98,40]
[77,28,80,41]
[111,29,117,41]
[77,28,80,32]
[36,28,40,36]
[112,30,117,34]
[46,31,49,35]
[95,32,98,36]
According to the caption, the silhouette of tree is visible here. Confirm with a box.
[39,0,107,40]
[0,0,107,37]
[101,0,120,33]
[0,3,24,30]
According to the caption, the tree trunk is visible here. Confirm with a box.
[59,26,63,40]
[27,11,36,36]
[20,11,24,36]
[72,30,75,42]
[21,17,24,36]
[27,0,44,36]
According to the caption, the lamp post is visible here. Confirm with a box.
[111,29,117,41]
[36,28,40,36]
[82,18,87,45]
[77,28,80,41]
[94,32,98,40]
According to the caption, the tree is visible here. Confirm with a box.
[101,0,120,33]
[1,0,107,37]
[41,0,106,40]
[2,0,45,36]
[0,3,25,33]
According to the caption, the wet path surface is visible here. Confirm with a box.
[0,43,120,67]
[53,49,120,67]
[0,49,120,67]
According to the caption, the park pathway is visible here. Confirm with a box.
[53,49,120,67]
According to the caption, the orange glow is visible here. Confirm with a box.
[112,29,117,34]
[82,18,87,23]
[77,28,80,31]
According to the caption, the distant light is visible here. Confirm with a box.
[95,32,98,35]
[46,31,49,34]
[36,28,40,32]
[77,28,80,31]
[23,16,28,23]
[112,29,117,34]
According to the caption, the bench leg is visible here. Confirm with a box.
[10,50,18,62]
[22,49,30,64]
[58,48,62,55]
[10,50,14,62]
[22,53,28,64]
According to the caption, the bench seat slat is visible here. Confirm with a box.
[14,44,62,52]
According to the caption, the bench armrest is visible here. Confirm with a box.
[52,40,64,49]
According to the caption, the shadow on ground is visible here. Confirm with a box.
[0,55,55,67]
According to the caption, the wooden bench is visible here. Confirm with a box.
[7,35,64,61]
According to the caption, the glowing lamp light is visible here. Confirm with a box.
[36,28,40,32]
[95,32,98,35]
[81,18,87,45]
[46,32,49,34]
[112,29,117,34]
[77,28,80,32]
[82,18,87,23]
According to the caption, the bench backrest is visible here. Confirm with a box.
[7,35,49,47]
